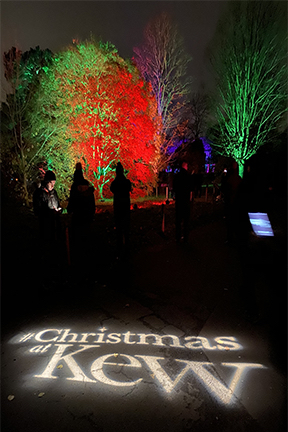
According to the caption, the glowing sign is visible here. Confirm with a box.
[12,328,265,405]
[21,329,243,350]
[248,212,274,237]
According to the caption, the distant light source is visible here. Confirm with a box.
[248,212,274,237]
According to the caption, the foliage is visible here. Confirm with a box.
[133,12,191,164]
[30,40,162,199]
[1,46,53,204]
[207,1,287,178]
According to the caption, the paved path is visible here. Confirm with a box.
[1,205,286,432]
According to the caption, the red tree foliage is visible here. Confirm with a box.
[49,42,162,199]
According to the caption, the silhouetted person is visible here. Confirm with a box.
[252,164,274,214]
[191,170,196,197]
[241,165,255,211]
[68,162,95,227]
[221,161,243,244]
[110,162,131,257]
[194,171,203,198]
[237,169,260,323]
[173,161,192,243]
[67,162,95,267]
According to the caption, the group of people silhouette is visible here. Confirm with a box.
[33,159,260,269]
[33,160,203,263]
[33,162,132,265]
[32,158,278,327]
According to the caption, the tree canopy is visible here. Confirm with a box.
[30,40,162,199]
[1,46,53,204]
[207,0,287,177]
[133,12,191,166]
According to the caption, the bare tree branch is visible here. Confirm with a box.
[133,12,192,165]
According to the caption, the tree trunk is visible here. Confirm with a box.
[238,161,244,179]
[23,172,30,206]
[20,146,30,206]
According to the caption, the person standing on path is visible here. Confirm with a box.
[33,170,63,283]
[110,162,132,258]
[173,161,193,243]
[67,162,95,227]
[33,170,62,243]
[67,162,95,268]
[221,161,243,244]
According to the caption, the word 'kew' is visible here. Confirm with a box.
[34,345,264,404]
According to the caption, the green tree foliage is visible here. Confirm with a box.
[1,46,53,204]
[207,1,287,178]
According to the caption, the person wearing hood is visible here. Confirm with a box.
[173,161,193,243]
[67,163,96,268]
[67,162,95,227]
[110,162,131,257]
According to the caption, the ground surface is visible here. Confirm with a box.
[1,194,287,432]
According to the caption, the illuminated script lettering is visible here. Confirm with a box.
[12,328,265,405]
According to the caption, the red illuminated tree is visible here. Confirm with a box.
[31,40,162,199]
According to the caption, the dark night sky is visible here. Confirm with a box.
[1,0,231,100]
[0,0,285,99]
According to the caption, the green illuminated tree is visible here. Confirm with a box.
[207,1,287,178]
[1,46,53,204]
[133,12,192,166]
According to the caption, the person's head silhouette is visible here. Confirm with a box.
[116,162,124,176]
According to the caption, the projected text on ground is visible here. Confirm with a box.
[13,328,265,405]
